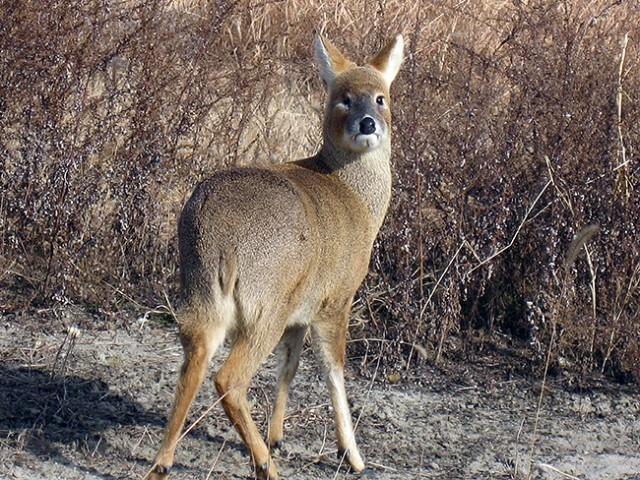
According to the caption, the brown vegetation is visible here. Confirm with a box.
[1,0,638,381]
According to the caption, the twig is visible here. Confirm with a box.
[417,173,424,299]
[178,394,227,444]
[143,393,228,480]
[101,277,153,311]
[525,322,556,480]
[602,260,640,372]
[131,427,149,456]
[468,180,551,275]
[406,241,465,369]
[50,326,81,379]
[163,290,178,321]
[546,156,599,366]
[536,463,581,480]
[544,156,573,215]
[316,422,329,459]
[367,461,398,472]
[614,32,630,200]
[439,14,459,74]
[513,417,525,476]
[91,436,103,457]
[564,225,600,275]
[204,436,228,480]
[584,246,598,366]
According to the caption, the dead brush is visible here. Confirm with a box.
[0,0,639,381]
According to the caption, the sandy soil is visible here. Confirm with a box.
[1,309,639,480]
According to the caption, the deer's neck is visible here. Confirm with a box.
[317,139,392,229]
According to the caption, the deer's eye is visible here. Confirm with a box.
[342,96,352,107]
[376,95,385,106]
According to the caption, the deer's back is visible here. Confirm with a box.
[178,164,376,322]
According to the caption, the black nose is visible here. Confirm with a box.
[359,117,376,135]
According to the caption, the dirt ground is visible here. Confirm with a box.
[1,308,639,480]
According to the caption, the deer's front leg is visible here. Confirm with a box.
[312,304,365,473]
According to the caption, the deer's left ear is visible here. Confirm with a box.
[369,34,404,86]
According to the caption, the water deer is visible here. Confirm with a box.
[148,33,404,480]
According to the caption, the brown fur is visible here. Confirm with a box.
[147,34,403,480]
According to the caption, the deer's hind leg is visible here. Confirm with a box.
[148,309,226,480]
[214,309,292,480]
[268,325,307,449]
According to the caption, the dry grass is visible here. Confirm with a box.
[1,0,638,381]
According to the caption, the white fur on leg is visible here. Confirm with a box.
[328,368,365,471]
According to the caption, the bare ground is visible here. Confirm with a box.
[1,308,639,480]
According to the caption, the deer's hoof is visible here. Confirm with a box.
[255,461,279,480]
[147,465,171,479]
[337,448,365,473]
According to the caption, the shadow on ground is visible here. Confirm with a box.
[0,364,164,463]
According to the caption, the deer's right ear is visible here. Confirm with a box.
[314,35,353,90]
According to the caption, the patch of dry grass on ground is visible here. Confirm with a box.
[1,0,638,381]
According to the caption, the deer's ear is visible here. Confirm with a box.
[314,35,354,89]
[369,35,404,86]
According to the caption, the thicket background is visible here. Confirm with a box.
[1,0,638,381]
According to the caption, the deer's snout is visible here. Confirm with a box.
[359,117,376,135]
